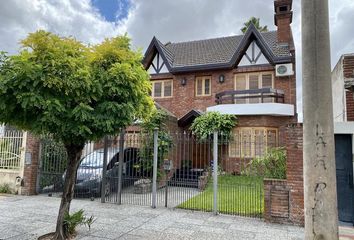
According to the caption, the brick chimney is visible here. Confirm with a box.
[274,0,293,44]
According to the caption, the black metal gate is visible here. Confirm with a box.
[37,137,67,195]
[104,130,263,218]
[335,134,354,224]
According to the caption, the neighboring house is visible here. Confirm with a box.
[331,53,354,223]
[142,0,297,173]
[332,53,354,122]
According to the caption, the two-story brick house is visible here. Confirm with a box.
[142,0,297,173]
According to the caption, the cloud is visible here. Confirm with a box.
[0,0,126,54]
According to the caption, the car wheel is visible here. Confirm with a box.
[105,182,111,196]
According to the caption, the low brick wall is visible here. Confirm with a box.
[264,179,290,223]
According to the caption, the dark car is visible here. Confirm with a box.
[71,147,139,197]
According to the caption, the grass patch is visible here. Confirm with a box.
[177,175,264,217]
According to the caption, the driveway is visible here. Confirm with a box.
[0,194,311,240]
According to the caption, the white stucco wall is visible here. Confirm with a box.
[332,56,346,122]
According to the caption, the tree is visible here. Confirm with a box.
[0,31,153,239]
[241,17,268,33]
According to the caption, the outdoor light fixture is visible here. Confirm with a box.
[181,77,187,86]
[218,74,225,83]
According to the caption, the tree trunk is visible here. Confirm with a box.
[53,143,84,240]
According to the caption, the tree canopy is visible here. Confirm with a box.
[241,17,268,33]
[0,31,153,146]
[0,30,154,239]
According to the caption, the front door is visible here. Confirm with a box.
[335,134,354,223]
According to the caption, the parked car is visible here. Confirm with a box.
[65,147,139,197]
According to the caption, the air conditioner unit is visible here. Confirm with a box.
[275,63,294,77]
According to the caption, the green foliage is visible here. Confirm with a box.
[63,209,96,236]
[241,17,268,33]
[0,30,153,146]
[138,109,173,178]
[242,147,286,179]
[0,183,12,194]
[190,112,237,140]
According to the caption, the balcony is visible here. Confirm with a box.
[207,88,294,116]
[215,88,285,104]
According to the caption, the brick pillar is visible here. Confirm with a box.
[286,123,304,225]
[21,133,40,195]
[264,179,290,224]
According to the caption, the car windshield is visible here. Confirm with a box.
[80,151,104,168]
[79,148,118,168]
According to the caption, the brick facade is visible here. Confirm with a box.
[152,66,297,120]
[343,55,354,79]
[346,91,354,121]
[21,133,40,195]
[344,55,354,121]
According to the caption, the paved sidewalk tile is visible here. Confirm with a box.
[0,195,306,240]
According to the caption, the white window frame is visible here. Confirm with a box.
[152,79,173,98]
[234,71,274,103]
[195,76,212,97]
[229,127,278,158]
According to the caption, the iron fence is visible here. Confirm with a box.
[37,130,269,219]
[0,130,25,170]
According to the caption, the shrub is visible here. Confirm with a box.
[190,112,237,141]
[242,147,286,179]
[63,209,95,237]
[138,109,173,178]
[0,183,12,194]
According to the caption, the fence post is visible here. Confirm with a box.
[101,136,109,203]
[117,129,125,205]
[213,131,218,215]
[152,128,158,208]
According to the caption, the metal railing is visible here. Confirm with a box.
[215,88,285,104]
[0,130,25,170]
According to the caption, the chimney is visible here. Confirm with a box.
[274,0,293,44]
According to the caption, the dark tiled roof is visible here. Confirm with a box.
[143,24,294,73]
[161,31,290,68]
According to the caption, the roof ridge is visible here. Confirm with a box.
[167,30,278,45]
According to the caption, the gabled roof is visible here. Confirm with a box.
[143,24,294,74]
[177,109,203,127]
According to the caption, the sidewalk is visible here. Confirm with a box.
[0,194,347,240]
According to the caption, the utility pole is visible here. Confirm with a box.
[302,0,339,239]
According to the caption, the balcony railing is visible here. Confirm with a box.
[215,88,285,105]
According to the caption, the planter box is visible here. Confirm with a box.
[134,179,152,194]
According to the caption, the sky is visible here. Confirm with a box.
[1,0,354,121]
